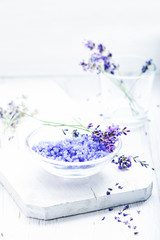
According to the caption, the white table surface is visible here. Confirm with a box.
[0,75,160,240]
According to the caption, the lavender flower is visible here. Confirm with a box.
[0,96,37,147]
[80,40,119,75]
[87,123,93,129]
[118,155,132,169]
[72,129,79,137]
[84,40,96,50]
[41,119,129,154]
[112,154,153,171]
[97,43,106,53]
[141,59,152,73]
[133,156,149,168]
[80,61,88,71]
[0,97,37,130]
[91,124,130,153]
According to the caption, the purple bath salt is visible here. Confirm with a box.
[32,134,111,163]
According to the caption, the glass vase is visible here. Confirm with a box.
[100,55,156,127]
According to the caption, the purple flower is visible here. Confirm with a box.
[91,124,129,153]
[118,155,132,169]
[133,156,149,168]
[108,208,113,211]
[80,40,119,75]
[142,65,148,73]
[72,129,79,137]
[123,213,128,217]
[84,40,95,50]
[97,44,106,53]
[90,52,100,62]
[106,191,111,195]
[121,127,131,135]
[80,61,88,71]
[104,61,111,71]
[141,59,152,73]
[0,97,36,130]
[87,123,93,129]
[123,205,129,211]
[118,185,123,189]
[146,59,152,65]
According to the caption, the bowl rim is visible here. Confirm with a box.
[25,126,122,166]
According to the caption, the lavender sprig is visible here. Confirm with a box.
[132,156,149,168]
[80,40,119,75]
[0,96,37,147]
[118,155,132,169]
[36,119,130,154]
[0,97,37,131]
[112,154,153,170]
[87,123,129,153]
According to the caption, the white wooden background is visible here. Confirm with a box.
[0,0,160,77]
[0,0,160,239]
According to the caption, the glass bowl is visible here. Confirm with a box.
[25,126,122,178]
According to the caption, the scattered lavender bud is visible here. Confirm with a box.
[123,205,129,211]
[62,129,68,135]
[123,220,129,225]
[101,217,105,221]
[108,208,113,211]
[118,186,123,189]
[106,191,111,195]
[72,129,79,137]
[118,212,122,215]
[123,213,128,217]
[87,123,93,129]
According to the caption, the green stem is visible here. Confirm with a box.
[107,75,140,115]
[20,111,91,133]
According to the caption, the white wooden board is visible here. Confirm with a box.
[0,141,153,220]
[0,78,153,221]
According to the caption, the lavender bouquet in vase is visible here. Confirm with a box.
[80,40,156,127]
